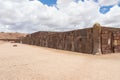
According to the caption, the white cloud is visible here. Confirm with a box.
[98,0,118,6]
[97,5,120,27]
[0,0,120,33]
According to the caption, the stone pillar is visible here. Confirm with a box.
[71,41,75,51]
[92,23,102,55]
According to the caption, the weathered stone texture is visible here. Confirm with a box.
[20,25,120,54]
[92,23,101,54]
[101,27,120,54]
[21,28,93,54]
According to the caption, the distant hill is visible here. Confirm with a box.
[0,32,27,40]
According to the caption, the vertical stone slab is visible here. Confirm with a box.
[92,23,102,54]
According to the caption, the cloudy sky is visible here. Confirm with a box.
[0,0,120,33]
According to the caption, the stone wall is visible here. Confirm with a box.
[101,27,120,54]
[20,24,120,54]
[21,28,93,54]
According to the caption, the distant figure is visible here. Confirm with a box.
[13,44,17,47]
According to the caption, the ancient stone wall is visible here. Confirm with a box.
[101,27,120,54]
[21,28,93,54]
[20,25,120,54]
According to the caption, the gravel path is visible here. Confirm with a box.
[0,42,120,80]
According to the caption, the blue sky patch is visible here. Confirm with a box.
[75,0,84,3]
[118,2,120,7]
[99,5,114,14]
[81,0,85,2]
[93,0,98,3]
[119,4,120,7]
[39,0,57,6]
[38,0,120,14]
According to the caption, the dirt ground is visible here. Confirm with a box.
[0,42,120,80]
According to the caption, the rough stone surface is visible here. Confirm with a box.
[101,27,120,54]
[21,28,93,54]
[92,23,101,54]
[20,25,120,54]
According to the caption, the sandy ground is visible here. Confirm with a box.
[0,42,120,80]
[0,41,6,44]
